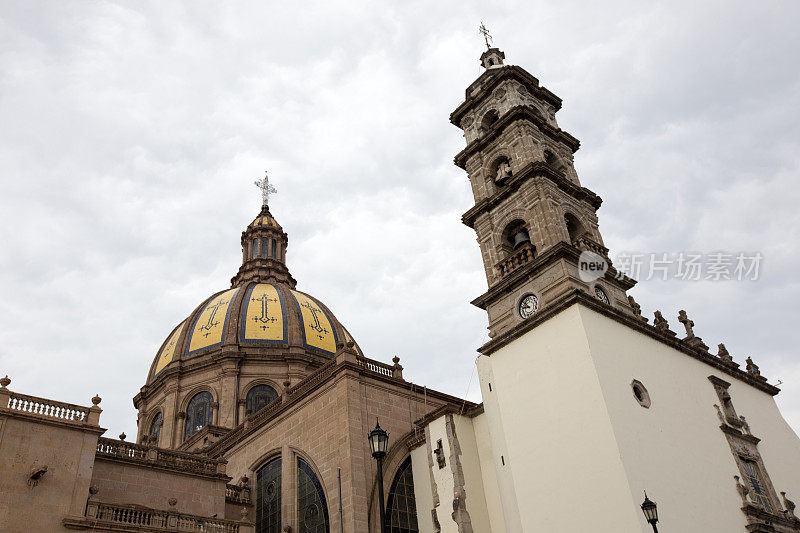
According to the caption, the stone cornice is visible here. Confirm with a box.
[477,289,781,396]
[454,105,580,170]
[450,65,563,127]
[461,161,601,229]
[470,242,634,310]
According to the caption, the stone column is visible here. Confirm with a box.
[218,357,240,428]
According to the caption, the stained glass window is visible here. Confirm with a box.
[386,457,418,533]
[257,457,282,533]
[149,412,162,446]
[246,384,279,415]
[184,391,213,440]
[298,457,329,533]
[742,460,775,512]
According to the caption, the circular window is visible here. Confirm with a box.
[594,286,610,304]
[518,294,539,319]
[631,380,651,408]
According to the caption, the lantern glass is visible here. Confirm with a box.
[641,495,658,523]
[368,419,389,458]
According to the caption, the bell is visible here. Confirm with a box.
[512,229,530,250]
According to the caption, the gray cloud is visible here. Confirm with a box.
[1,0,799,436]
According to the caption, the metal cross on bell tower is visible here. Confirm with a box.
[479,22,493,50]
[254,171,277,208]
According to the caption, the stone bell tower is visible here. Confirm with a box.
[451,44,636,339]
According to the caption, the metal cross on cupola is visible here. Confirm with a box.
[254,171,277,208]
[479,22,493,50]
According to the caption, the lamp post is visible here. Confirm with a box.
[641,492,659,532]
[368,418,389,533]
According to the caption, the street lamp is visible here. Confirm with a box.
[641,492,659,532]
[368,418,389,533]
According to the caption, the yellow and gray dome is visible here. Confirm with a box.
[146,205,361,384]
[148,282,362,382]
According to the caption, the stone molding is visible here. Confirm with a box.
[454,105,580,169]
[479,289,780,396]
[461,161,600,230]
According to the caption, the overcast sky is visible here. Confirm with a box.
[1,1,799,438]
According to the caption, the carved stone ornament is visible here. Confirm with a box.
[461,116,473,128]
[168,497,177,508]
[678,310,695,339]
[653,311,669,330]
[0,375,10,388]
[746,357,762,376]
[91,394,102,406]
[718,343,733,363]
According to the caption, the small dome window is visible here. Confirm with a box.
[246,384,279,415]
[184,391,213,440]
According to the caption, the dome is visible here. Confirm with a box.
[145,201,362,385]
[148,282,362,383]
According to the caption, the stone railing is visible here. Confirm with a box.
[5,392,89,422]
[572,235,609,257]
[83,502,247,532]
[226,483,251,504]
[495,242,536,278]
[286,360,337,399]
[96,437,225,477]
[358,357,394,377]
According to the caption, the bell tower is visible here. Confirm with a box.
[451,44,636,339]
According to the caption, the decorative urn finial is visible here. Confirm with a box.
[0,375,10,389]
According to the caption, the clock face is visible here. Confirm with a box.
[519,294,539,319]
[594,286,610,304]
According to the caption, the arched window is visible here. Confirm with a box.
[502,219,532,253]
[480,109,499,133]
[149,412,163,446]
[256,457,282,532]
[386,457,419,533]
[261,237,269,259]
[184,391,213,440]
[251,238,258,259]
[298,457,329,533]
[246,384,279,415]
[564,213,586,243]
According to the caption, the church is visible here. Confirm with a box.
[1,43,800,533]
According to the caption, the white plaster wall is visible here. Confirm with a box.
[476,356,523,531]
[411,444,435,533]
[578,304,800,532]
[472,412,507,533]
[481,304,642,532]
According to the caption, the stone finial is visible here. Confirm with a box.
[391,356,404,380]
[240,506,249,519]
[168,497,177,508]
[88,485,100,496]
[119,432,126,441]
[653,311,670,331]
[746,357,761,376]
[781,492,797,519]
[717,343,733,363]
[283,379,291,389]
[91,394,102,406]
[735,475,751,507]
[0,375,10,389]
[627,296,648,322]
[677,310,695,339]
